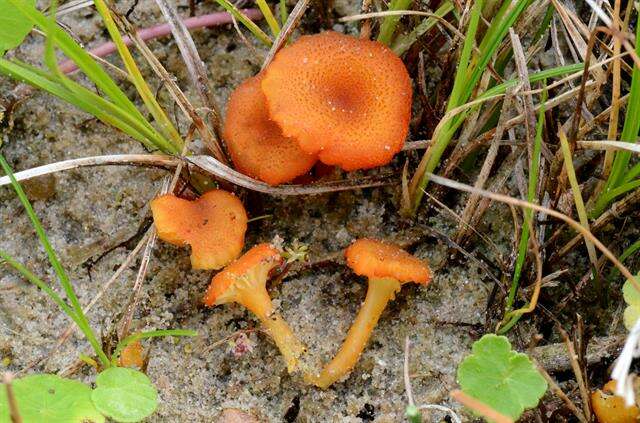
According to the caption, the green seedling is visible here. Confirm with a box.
[457,334,547,421]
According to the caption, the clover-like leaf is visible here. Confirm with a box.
[0,374,104,423]
[457,334,547,421]
[623,275,640,330]
[0,0,35,56]
[91,367,158,423]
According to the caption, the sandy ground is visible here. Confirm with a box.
[0,0,560,421]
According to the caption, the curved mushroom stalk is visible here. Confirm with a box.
[308,239,431,388]
[204,244,306,373]
[309,277,401,388]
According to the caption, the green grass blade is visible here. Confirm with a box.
[559,129,599,273]
[505,83,547,312]
[391,0,454,55]
[0,155,110,367]
[279,0,287,26]
[6,0,142,119]
[608,239,640,281]
[212,0,272,46]
[592,14,640,216]
[255,0,280,36]
[0,250,78,320]
[92,0,183,154]
[377,0,413,45]
[0,59,170,152]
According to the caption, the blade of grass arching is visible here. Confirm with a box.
[391,0,454,55]
[505,84,547,311]
[593,15,640,216]
[597,180,640,207]
[601,0,623,184]
[462,0,530,104]
[406,0,488,212]
[279,0,287,26]
[608,239,640,281]
[0,251,78,322]
[212,0,272,46]
[92,0,183,153]
[38,5,179,154]
[559,129,600,280]
[377,0,413,45]
[0,59,174,153]
[255,0,280,36]
[409,0,532,211]
[0,155,110,368]
[111,329,197,363]
[6,0,143,119]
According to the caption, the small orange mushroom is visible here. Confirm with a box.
[592,381,640,423]
[223,74,317,185]
[261,31,412,171]
[203,244,305,372]
[150,189,247,270]
[308,238,430,388]
[118,340,144,369]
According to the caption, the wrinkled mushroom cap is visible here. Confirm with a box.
[345,238,430,284]
[261,31,412,171]
[223,74,317,186]
[150,190,247,270]
[203,243,282,306]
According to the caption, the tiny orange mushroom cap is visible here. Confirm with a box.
[204,244,306,373]
[150,189,247,270]
[261,31,412,171]
[309,238,431,388]
[592,381,640,423]
[223,74,317,185]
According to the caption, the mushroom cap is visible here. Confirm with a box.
[223,74,317,185]
[203,243,282,306]
[345,238,430,284]
[261,31,412,171]
[150,190,247,270]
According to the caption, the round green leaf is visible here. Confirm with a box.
[91,367,158,423]
[0,374,104,423]
[623,275,640,330]
[457,334,547,420]
[0,0,35,55]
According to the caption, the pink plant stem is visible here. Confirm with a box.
[58,9,263,73]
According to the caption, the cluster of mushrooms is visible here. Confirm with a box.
[150,31,431,388]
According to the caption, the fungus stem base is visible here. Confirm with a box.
[240,286,305,373]
[310,277,401,388]
[259,312,306,373]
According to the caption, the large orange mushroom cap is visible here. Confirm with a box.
[203,243,282,307]
[150,190,247,270]
[261,31,412,171]
[345,238,431,284]
[223,74,317,185]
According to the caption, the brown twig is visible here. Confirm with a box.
[450,390,513,423]
[2,373,23,423]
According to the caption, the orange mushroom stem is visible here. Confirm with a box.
[309,239,431,388]
[203,244,305,372]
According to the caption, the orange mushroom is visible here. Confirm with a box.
[592,381,640,423]
[261,31,412,171]
[118,340,144,369]
[308,238,430,388]
[223,74,317,185]
[203,244,305,372]
[150,189,247,270]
